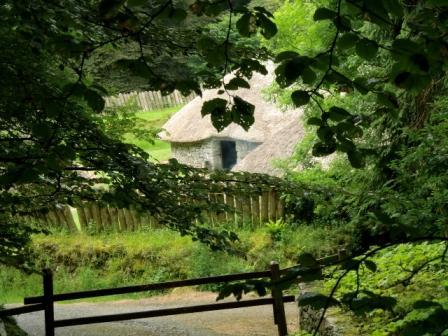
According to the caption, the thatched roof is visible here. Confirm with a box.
[232,116,305,176]
[160,66,301,143]
[159,63,310,176]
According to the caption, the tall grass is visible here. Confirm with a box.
[0,225,348,303]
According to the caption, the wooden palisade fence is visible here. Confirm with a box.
[23,188,286,233]
[105,90,196,111]
[0,262,293,336]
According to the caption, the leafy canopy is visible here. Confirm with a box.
[2,0,448,332]
[0,0,278,268]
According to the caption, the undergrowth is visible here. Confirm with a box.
[0,225,347,303]
[321,242,448,335]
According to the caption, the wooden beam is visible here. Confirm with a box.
[25,270,271,303]
[54,297,294,328]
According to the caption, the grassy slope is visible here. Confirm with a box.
[124,105,180,162]
[1,225,345,303]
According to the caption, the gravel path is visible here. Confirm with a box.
[11,291,298,336]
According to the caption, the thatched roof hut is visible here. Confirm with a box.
[159,66,305,176]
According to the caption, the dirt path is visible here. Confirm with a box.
[12,291,298,336]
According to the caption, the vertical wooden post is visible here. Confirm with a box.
[43,269,55,336]
[215,193,226,224]
[207,194,215,227]
[241,196,251,226]
[276,197,285,221]
[63,206,77,232]
[234,195,244,228]
[260,191,269,223]
[225,194,236,227]
[251,195,261,228]
[108,207,119,232]
[90,204,102,232]
[117,208,127,231]
[268,189,278,222]
[270,261,288,336]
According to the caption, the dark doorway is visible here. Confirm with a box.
[220,140,237,170]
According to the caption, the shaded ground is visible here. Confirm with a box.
[12,291,298,336]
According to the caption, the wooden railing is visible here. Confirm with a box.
[1,262,293,336]
[21,189,286,233]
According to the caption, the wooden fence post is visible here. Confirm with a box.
[251,195,261,229]
[270,261,288,336]
[260,191,269,223]
[43,269,55,336]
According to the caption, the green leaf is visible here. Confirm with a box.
[211,112,232,132]
[347,150,364,168]
[201,98,228,117]
[298,253,319,268]
[333,16,351,32]
[363,0,389,27]
[355,38,379,60]
[217,285,233,301]
[257,14,277,39]
[240,58,268,76]
[291,90,310,107]
[301,67,316,84]
[351,294,397,314]
[236,13,252,37]
[413,300,443,309]
[204,44,226,66]
[317,126,334,142]
[364,260,377,272]
[254,6,274,18]
[84,89,105,112]
[225,77,250,90]
[313,7,337,21]
[307,117,322,126]
[279,58,309,83]
[312,141,336,156]
[231,96,255,131]
[347,126,363,138]
[275,51,300,62]
[336,135,355,152]
[298,292,340,309]
[337,33,359,49]
[341,259,360,271]
[254,282,268,296]
[282,265,322,283]
[328,106,351,121]
[325,71,353,87]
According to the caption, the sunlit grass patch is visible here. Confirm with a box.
[124,105,180,162]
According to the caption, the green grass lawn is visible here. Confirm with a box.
[124,105,181,162]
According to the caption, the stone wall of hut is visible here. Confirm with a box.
[170,138,260,170]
